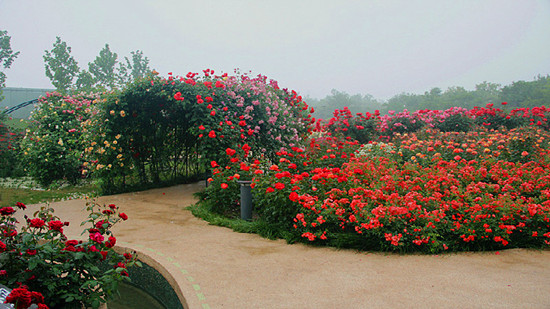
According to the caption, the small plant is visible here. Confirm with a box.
[0,200,140,309]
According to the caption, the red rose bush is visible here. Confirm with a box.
[0,201,139,309]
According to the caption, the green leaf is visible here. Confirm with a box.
[28,258,38,270]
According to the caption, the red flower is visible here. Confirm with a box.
[105,236,117,248]
[66,240,79,246]
[221,183,229,189]
[119,212,128,221]
[29,218,45,228]
[0,207,15,216]
[226,148,236,156]
[5,287,32,309]
[275,182,285,190]
[208,130,216,138]
[90,232,104,243]
[0,240,6,253]
[266,187,275,193]
[15,202,26,210]
[215,80,226,89]
[48,220,64,233]
[240,162,250,171]
[173,92,184,101]
[108,204,117,209]
[199,125,206,130]
[239,120,247,126]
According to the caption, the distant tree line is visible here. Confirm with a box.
[307,75,550,120]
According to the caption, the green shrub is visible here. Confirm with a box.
[433,113,474,132]
[21,92,98,187]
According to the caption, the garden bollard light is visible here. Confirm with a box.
[238,180,253,221]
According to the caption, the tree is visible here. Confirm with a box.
[43,37,80,93]
[0,30,20,101]
[500,75,550,108]
[89,44,118,89]
[75,69,96,92]
[311,89,382,120]
[117,50,151,86]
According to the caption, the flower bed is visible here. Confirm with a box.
[204,124,550,253]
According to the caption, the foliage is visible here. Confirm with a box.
[312,76,548,116]
[500,75,550,108]
[0,29,20,101]
[75,70,96,93]
[383,109,426,134]
[0,112,24,177]
[89,44,118,89]
[196,105,550,253]
[21,92,99,187]
[0,182,97,208]
[43,37,80,93]
[83,72,206,193]
[323,107,380,144]
[84,70,313,195]
[117,50,151,86]
[309,89,382,120]
[0,201,140,308]
[432,112,473,132]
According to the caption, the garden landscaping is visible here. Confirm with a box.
[10,182,550,308]
[2,70,550,307]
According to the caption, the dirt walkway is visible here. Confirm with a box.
[19,182,550,308]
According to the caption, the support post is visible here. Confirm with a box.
[238,180,253,221]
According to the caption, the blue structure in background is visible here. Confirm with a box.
[1,87,54,118]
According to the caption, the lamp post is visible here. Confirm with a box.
[237,180,253,221]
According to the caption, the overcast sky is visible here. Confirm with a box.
[1,0,549,100]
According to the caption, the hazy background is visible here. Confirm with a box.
[1,0,549,99]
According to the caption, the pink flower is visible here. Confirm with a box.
[89,232,104,243]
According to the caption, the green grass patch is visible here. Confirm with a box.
[187,200,296,241]
[0,183,98,207]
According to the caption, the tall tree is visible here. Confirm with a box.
[89,44,118,89]
[75,69,96,92]
[43,37,80,93]
[0,30,20,101]
[117,50,151,86]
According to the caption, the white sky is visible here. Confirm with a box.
[1,0,549,100]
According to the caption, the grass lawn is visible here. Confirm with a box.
[0,180,97,207]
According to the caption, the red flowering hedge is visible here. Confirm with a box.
[322,103,550,143]
[203,123,550,253]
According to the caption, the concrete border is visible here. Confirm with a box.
[114,245,189,309]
